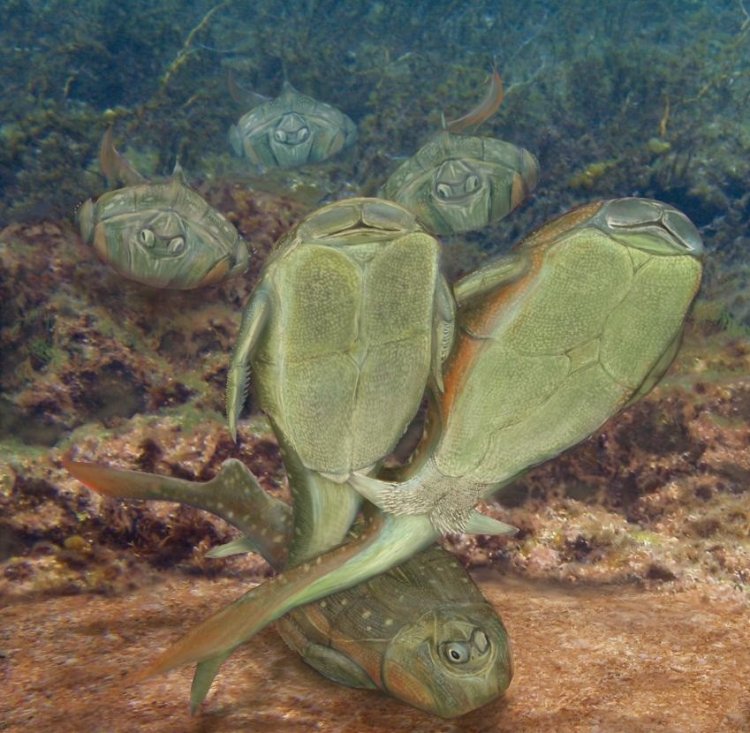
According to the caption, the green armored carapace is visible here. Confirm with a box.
[380,68,539,236]
[230,81,356,169]
[63,457,512,718]
[381,132,539,236]
[126,198,702,679]
[77,129,249,289]
[355,197,705,532]
[227,197,458,485]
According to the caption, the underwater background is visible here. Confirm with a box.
[1,1,750,730]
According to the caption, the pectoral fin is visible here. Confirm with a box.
[464,512,517,536]
[431,276,456,392]
[226,287,271,441]
[347,472,396,508]
[205,536,261,558]
[300,644,377,690]
[452,250,530,307]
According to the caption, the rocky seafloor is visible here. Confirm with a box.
[0,176,749,731]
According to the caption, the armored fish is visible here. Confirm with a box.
[230,81,356,169]
[125,198,702,682]
[77,129,249,289]
[381,132,539,236]
[63,456,512,718]
[354,198,706,532]
[226,198,461,495]
[380,69,538,235]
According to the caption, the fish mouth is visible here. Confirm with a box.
[429,186,491,234]
[433,188,484,205]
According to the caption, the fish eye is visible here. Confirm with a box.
[168,236,185,254]
[465,174,480,193]
[274,129,288,143]
[138,229,155,247]
[298,126,310,142]
[436,183,452,200]
[442,641,470,664]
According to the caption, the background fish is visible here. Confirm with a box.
[77,129,249,289]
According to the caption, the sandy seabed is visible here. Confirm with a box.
[1,573,748,733]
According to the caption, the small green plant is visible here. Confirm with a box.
[716,307,750,339]
[28,337,55,369]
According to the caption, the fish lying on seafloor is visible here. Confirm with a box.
[63,456,513,718]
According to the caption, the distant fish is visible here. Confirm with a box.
[446,67,504,134]
[228,80,357,169]
[379,65,536,237]
[77,129,249,289]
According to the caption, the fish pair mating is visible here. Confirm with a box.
[66,195,703,717]
[67,194,516,717]
[68,74,544,717]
